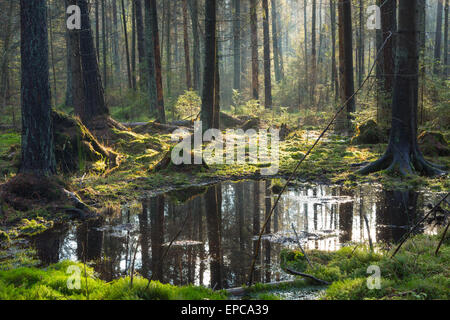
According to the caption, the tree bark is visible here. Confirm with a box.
[434,0,444,74]
[20,0,56,175]
[201,0,217,130]
[121,0,133,89]
[182,0,192,90]
[330,0,338,102]
[78,0,109,122]
[262,0,272,109]
[188,0,201,92]
[272,0,281,83]
[250,0,259,100]
[134,0,146,88]
[358,0,445,177]
[233,0,241,91]
[335,0,355,134]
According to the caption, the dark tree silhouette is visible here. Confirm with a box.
[20,0,56,175]
[262,0,272,109]
[201,0,217,130]
[358,0,445,177]
[250,0,259,100]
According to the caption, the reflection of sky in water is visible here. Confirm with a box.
[31,181,443,289]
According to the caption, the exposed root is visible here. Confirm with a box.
[357,148,447,177]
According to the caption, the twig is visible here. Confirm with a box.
[130,237,140,288]
[284,267,330,285]
[435,220,450,256]
[247,32,394,286]
[291,223,314,269]
[391,193,449,258]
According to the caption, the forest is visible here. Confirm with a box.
[0,0,448,302]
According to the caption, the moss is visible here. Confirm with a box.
[280,231,450,300]
[0,261,228,300]
[351,120,387,145]
[0,230,10,247]
[18,218,53,236]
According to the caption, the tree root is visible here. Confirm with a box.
[357,148,447,177]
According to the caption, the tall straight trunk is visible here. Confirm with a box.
[189,0,201,92]
[112,0,121,87]
[0,0,14,109]
[20,0,56,175]
[66,0,85,117]
[434,0,444,74]
[213,38,220,129]
[135,0,146,88]
[379,0,396,130]
[102,0,108,89]
[149,0,166,123]
[65,31,73,108]
[444,0,449,76]
[359,0,443,177]
[48,3,57,108]
[165,0,172,99]
[250,0,259,100]
[95,0,100,61]
[271,0,281,83]
[233,0,241,91]
[262,0,272,109]
[303,0,308,106]
[121,0,133,89]
[335,0,355,134]
[182,0,192,89]
[201,0,217,130]
[330,0,338,102]
[78,0,109,121]
[358,0,365,86]
[144,0,157,113]
[311,0,317,106]
[131,0,137,90]
[418,0,426,124]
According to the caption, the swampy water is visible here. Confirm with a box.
[31,181,443,290]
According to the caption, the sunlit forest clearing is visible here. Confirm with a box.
[0,0,448,301]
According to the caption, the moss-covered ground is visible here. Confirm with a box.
[279,230,450,300]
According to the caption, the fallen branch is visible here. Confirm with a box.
[284,268,330,285]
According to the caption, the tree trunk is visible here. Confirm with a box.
[335,0,355,134]
[434,0,444,74]
[149,0,166,123]
[134,0,146,88]
[250,0,259,100]
[112,0,121,87]
[201,0,217,130]
[95,0,100,61]
[102,0,108,89]
[165,0,172,99]
[66,0,85,119]
[330,0,338,102]
[379,0,396,131]
[144,0,157,113]
[78,0,109,122]
[358,0,365,86]
[0,0,14,109]
[182,0,192,89]
[20,0,56,175]
[121,0,133,89]
[271,0,281,83]
[444,0,449,76]
[262,0,272,109]
[311,0,317,107]
[189,0,201,92]
[358,0,444,177]
[303,0,308,107]
[131,0,137,90]
[233,0,241,91]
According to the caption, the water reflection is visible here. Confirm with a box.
[32,181,442,289]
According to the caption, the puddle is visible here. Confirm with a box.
[31,180,444,294]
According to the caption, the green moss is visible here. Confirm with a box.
[0,261,228,300]
[280,231,450,300]
[18,218,53,236]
